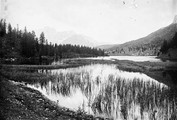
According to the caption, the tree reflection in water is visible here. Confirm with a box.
[28,64,177,120]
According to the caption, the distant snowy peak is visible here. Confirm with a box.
[61,34,95,47]
[36,27,75,44]
[36,27,98,47]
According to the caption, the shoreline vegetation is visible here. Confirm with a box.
[1,58,177,119]
[0,60,113,120]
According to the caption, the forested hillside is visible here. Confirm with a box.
[0,20,106,64]
[106,23,177,56]
[159,32,177,59]
[160,32,177,53]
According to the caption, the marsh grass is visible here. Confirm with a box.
[26,64,177,120]
[1,59,177,119]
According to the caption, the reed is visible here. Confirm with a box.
[27,64,177,120]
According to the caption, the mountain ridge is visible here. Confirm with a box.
[96,44,119,50]
[36,27,96,47]
[61,34,95,47]
[106,20,177,56]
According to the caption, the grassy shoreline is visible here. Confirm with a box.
[1,58,177,86]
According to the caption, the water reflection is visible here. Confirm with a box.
[27,64,177,120]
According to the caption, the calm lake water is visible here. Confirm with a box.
[51,56,162,65]
[27,64,177,120]
[82,56,162,62]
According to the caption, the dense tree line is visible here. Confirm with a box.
[0,20,106,63]
[160,32,177,53]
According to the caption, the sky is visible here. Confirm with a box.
[6,0,177,45]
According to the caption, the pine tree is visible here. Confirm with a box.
[39,32,45,56]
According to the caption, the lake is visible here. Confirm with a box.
[51,56,163,65]
[81,56,162,62]
[27,64,177,120]
[51,56,166,65]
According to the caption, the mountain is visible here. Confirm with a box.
[36,27,96,47]
[36,27,75,44]
[106,16,177,56]
[61,34,95,47]
[96,44,119,50]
